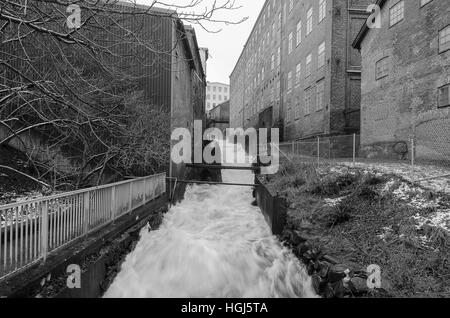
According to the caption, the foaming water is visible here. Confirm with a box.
[104,142,316,298]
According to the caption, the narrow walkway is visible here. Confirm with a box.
[104,142,315,298]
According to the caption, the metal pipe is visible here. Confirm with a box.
[171,180,257,187]
[185,163,260,171]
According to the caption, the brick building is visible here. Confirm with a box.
[353,0,450,160]
[207,101,230,134]
[206,82,230,111]
[230,0,372,141]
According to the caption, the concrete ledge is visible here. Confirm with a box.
[0,195,167,298]
[254,176,287,235]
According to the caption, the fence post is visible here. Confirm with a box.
[83,192,90,234]
[411,136,415,179]
[328,138,332,160]
[353,134,356,166]
[111,185,116,222]
[129,182,133,213]
[317,136,320,167]
[40,201,49,261]
[142,178,146,206]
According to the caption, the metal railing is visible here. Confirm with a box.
[0,173,166,280]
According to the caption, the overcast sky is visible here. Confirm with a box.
[137,0,266,85]
[194,0,266,84]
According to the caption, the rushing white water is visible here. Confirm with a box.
[104,142,316,298]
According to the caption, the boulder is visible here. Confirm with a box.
[328,264,350,283]
[324,280,346,298]
[290,230,308,245]
[349,277,369,295]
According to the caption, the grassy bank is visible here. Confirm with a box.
[260,156,450,298]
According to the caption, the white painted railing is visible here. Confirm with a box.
[0,173,166,280]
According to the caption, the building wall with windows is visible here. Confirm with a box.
[230,0,371,141]
[353,0,450,158]
[230,0,284,132]
[206,82,230,112]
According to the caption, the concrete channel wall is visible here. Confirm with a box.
[254,176,287,236]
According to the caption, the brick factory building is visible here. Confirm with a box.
[353,0,450,161]
[230,0,372,141]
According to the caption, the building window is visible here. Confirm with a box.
[306,8,313,35]
[304,88,311,115]
[390,1,404,27]
[288,32,293,54]
[276,80,280,101]
[294,96,301,119]
[306,54,312,77]
[319,0,326,22]
[287,72,293,92]
[276,47,281,66]
[438,84,450,108]
[287,100,293,123]
[296,21,302,46]
[316,80,325,111]
[375,57,389,80]
[295,63,301,86]
[318,42,326,69]
[439,26,450,53]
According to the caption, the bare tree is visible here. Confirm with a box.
[0,0,245,189]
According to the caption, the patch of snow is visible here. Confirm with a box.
[377,226,394,240]
[413,210,450,232]
[323,196,348,207]
[338,162,450,194]
[15,192,43,203]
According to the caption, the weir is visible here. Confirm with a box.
[103,141,315,298]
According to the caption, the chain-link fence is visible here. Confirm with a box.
[414,115,450,182]
[276,133,450,187]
